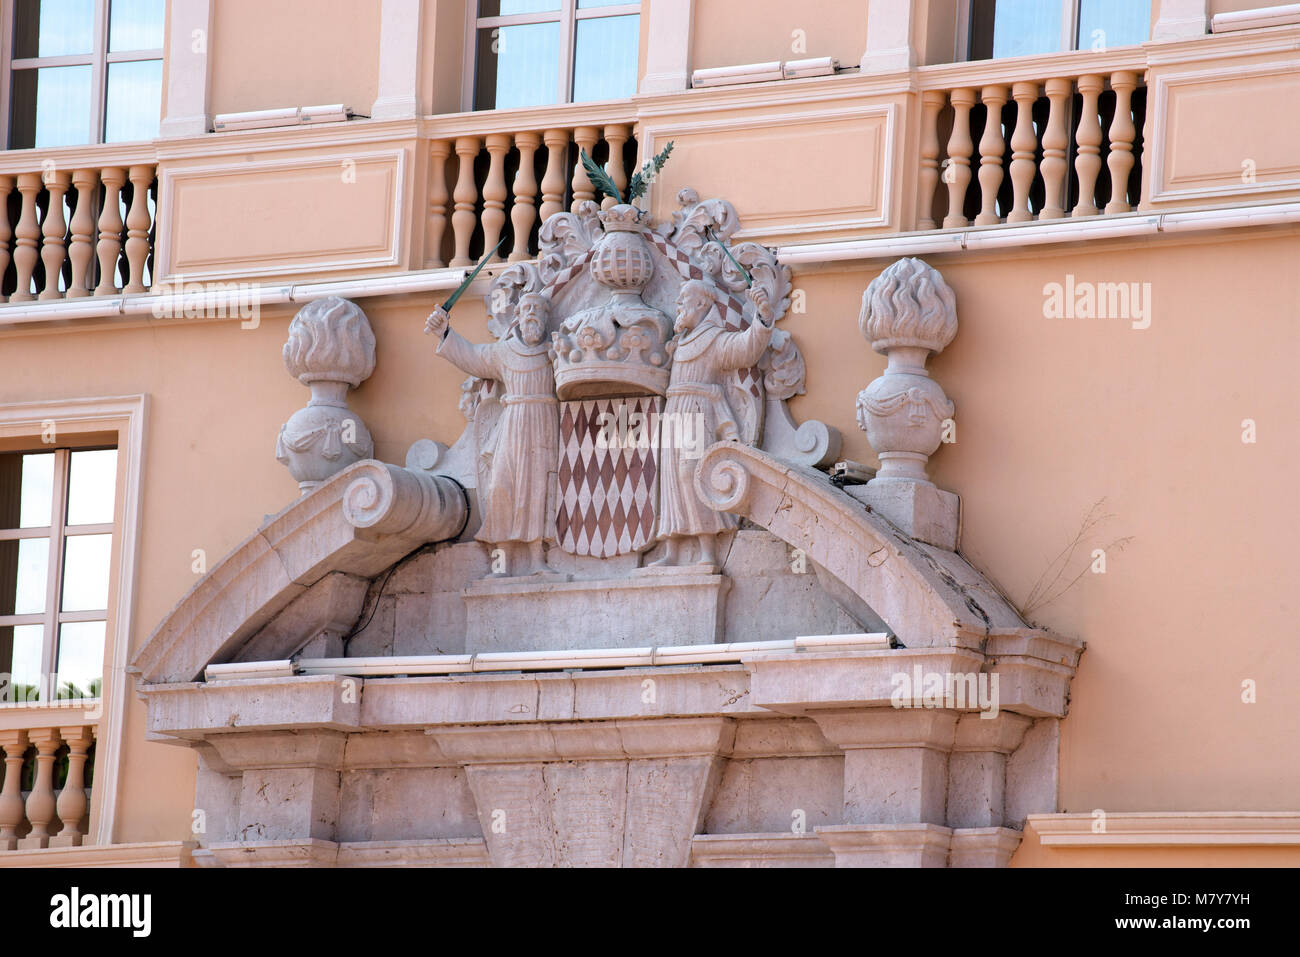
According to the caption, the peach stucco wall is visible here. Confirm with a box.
[209,0,382,117]
[690,0,867,72]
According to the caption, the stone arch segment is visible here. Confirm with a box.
[692,442,1028,648]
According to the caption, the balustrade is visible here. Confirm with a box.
[918,66,1146,230]
[0,158,156,303]
[0,722,97,850]
[425,122,638,269]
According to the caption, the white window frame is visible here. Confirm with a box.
[462,0,642,112]
[0,394,147,847]
[956,0,1154,61]
[0,446,115,694]
[0,0,165,149]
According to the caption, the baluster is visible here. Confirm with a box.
[942,89,976,229]
[11,172,42,302]
[0,176,13,304]
[571,126,600,208]
[96,167,126,295]
[38,170,70,300]
[1040,78,1071,220]
[1007,81,1040,223]
[67,169,99,297]
[450,136,481,268]
[1105,71,1138,214]
[974,85,1008,226]
[602,124,630,210]
[539,128,569,225]
[123,165,153,293]
[1072,75,1104,217]
[51,726,94,847]
[481,133,510,263]
[509,131,540,262]
[917,90,945,229]
[425,140,450,269]
[18,728,60,849]
[0,730,28,850]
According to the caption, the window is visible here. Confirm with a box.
[5,0,164,149]
[0,445,117,701]
[968,0,1152,60]
[471,1,641,111]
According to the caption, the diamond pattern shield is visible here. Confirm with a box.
[556,397,661,557]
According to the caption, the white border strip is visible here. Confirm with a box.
[0,267,469,327]
[204,633,893,681]
[776,201,1300,264]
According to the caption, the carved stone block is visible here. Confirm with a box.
[462,571,729,653]
[848,480,960,551]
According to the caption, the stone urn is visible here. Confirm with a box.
[276,296,376,493]
[856,258,957,486]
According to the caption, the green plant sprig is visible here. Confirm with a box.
[441,236,507,314]
[628,141,674,202]
[579,148,625,205]
[705,225,753,288]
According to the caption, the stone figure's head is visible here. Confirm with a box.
[674,280,716,335]
[515,292,550,346]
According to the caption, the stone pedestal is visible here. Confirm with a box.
[848,481,960,551]
[463,572,729,653]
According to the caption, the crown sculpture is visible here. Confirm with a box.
[421,187,842,577]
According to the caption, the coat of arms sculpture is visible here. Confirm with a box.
[426,189,840,577]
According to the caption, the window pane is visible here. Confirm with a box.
[0,451,55,529]
[61,533,111,612]
[9,65,92,149]
[476,22,560,110]
[1,624,45,702]
[1078,0,1151,50]
[105,59,162,143]
[109,0,164,51]
[13,0,94,58]
[573,14,639,103]
[57,620,103,699]
[479,0,561,15]
[0,537,49,615]
[577,0,627,7]
[66,449,117,526]
[969,0,1062,60]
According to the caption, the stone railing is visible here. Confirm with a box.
[0,718,97,850]
[915,50,1148,230]
[0,147,158,303]
[423,105,638,268]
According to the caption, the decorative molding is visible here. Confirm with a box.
[0,394,148,849]
[1148,59,1300,203]
[641,103,896,238]
[156,149,408,282]
[1030,812,1300,847]
[0,840,195,867]
[690,832,833,867]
